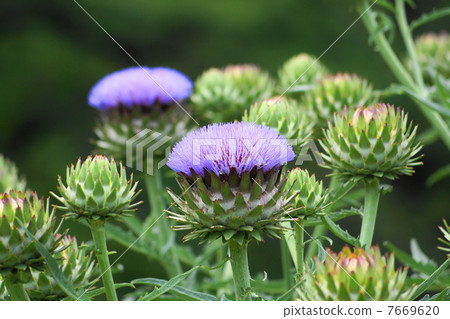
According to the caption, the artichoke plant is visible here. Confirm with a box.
[191,64,274,123]
[301,73,374,134]
[242,97,314,150]
[438,219,450,258]
[320,104,423,180]
[0,154,26,193]
[25,235,98,301]
[298,246,417,301]
[52,155,140,220]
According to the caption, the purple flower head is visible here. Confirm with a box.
[167,122,295,177]
[88,67,193,110]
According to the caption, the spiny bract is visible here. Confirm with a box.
[0,154,26,193]
[297,246,417,301]
[52,155,141,220]
[0,191,59,279]
[320,104,423,180]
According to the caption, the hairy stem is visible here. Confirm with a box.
[281,239,294,290]
[359,179,381,249]
[294,219,305,282]
[228,240,252,301]
[89,219,118,301]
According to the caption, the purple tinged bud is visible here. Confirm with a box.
[88,66,193,110]
[167,122,295,177]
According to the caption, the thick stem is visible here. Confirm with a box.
[89,219,118,301]
[143,170,182,277]
[294,219,305,282]
[281,239,294,290]
[228,240,251,301]
[3,275,30,301]
[359,179,381,249]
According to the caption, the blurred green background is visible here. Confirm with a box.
[0,0,448,293]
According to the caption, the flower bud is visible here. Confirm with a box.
[298,246,416,301]
[52,155,141,220]
[191,65,274,123]
[0,154,26,193]
[320,104,423,180]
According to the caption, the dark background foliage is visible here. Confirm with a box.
[0,0,448,291]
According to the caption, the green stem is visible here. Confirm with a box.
[143,170,182,277]
[281,239,294,290]
[359,179,381,249]
[395,0,425,91]
[228,240,251,301]
[358,0,450,151]
[294,219,305,282]
[3,275,30,301]
[89,219,118,301]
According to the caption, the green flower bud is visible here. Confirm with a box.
[0,191,59,280]
[277,53,328,96]
[301,73,375,133]
[409,33,450,84]
[242,97,314,149]
[25,235,98,300]
[285,168,327,217]
[191,64,275,123]
[320,104,423,180]
[298,246,416,301]
[0,154,26,193]
[52,155,141,220]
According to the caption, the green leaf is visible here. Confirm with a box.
[412,259,450,300]
[304,208,362,227]
[320,215,360,246]
[15,217,89,301]
[426,164,450,187]
[276,280,303,301]
[384,241,436,275]
[132,278,218,301]
[435,75,450,109]
[398,85,450,118]
[410,7,450,31]
[328,178,359,203]
[137,259,228,301]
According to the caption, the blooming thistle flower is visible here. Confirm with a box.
[166,122,297,244]
[277,53,328,96]
[0,191,59,281]
[25,235,98,301]
[190,64,274,123]
[242,97,314,151]
[0,154,26,193]
[320,104,423,180]
[89,66,193,161]
[298,246,416,301]
[301,73,375,135]
[285,168,328,218]
[52,155,141,220]
[408,33,449,84]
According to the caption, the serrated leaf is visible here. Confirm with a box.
[410,7,450,31]
[320,215,360,246]
[412,259,450,300]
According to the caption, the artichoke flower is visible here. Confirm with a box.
[301,73,374,134]
[285,168,328,218]
[25,235,98,300]
[0,191,59,280]
[409,33,450,84]
[90,66,193,162]
[242,97,314,150]
[166,122,297,244]
[320,104,423,180]
[298,246,416,301]
[0,154,26,193]
[277,53,328,96]
[52,155,141,220]
[191,64,274,123]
